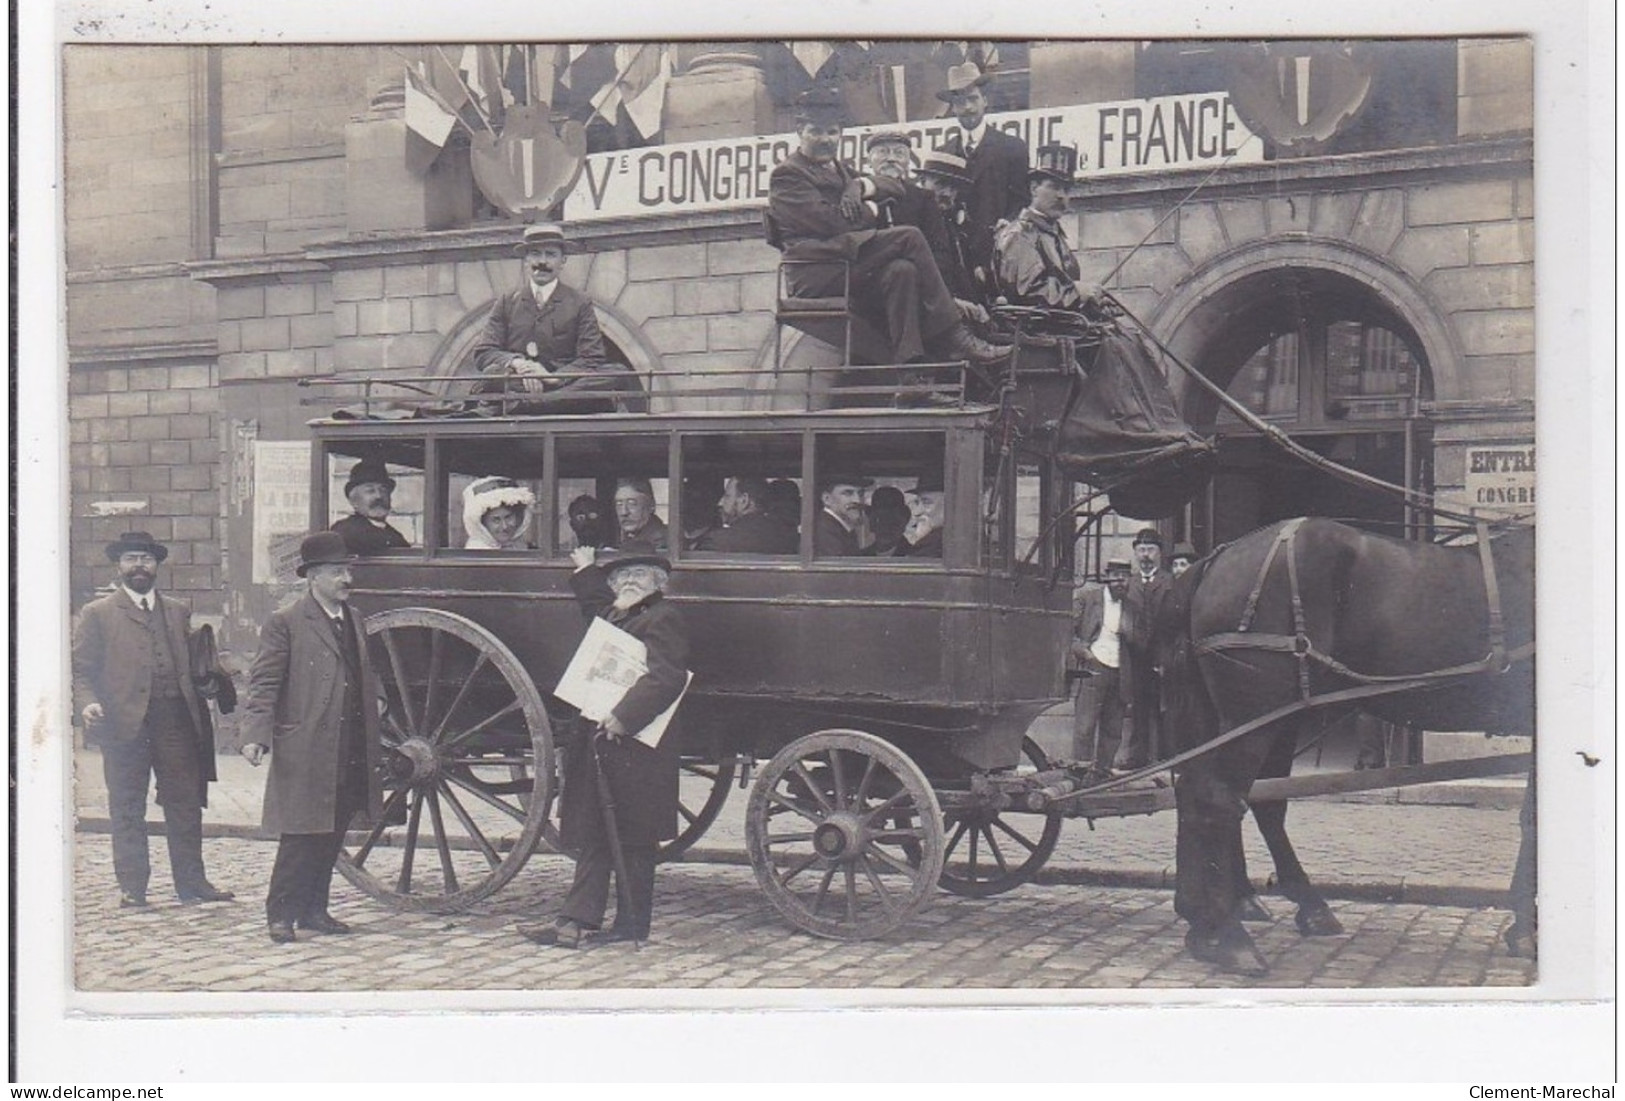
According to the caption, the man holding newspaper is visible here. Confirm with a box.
[518,544,690,948]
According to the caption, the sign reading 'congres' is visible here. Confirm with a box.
[563,91,1261,222]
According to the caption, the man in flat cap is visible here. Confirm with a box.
[767,86,1011,373]
[471,223,630,413]
[992,144,1104,312]
[1118,527,1172,770]
[812,471,873,557]
[73,531,237,908]
[940,63,1029,286]
[240,531,385,944]
[330,457,411,556]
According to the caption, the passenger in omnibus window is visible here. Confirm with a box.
[864,486,911,557]
[695,475,798,555]
[613,478,669,553]
[330,458,411,556]
[764,479,802,533]
[901,472,946,557]
[461,476,536,550]
[813,473,873,556]
[679,478,721,549]
[567,494,614,551]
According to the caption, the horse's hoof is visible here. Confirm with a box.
[1236,895,1274,924]
[1295,904,1345,937]
[1186,926,1270,976]
[1504,925,1537,960]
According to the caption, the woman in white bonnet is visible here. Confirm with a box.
[462,476,536,550]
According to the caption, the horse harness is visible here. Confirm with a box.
[1196,517,1534,704]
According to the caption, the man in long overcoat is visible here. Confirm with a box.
[519,546,688,947]
[241,531,384,944]
[72,531,235,907]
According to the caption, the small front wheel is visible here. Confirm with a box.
[745,729,944,940]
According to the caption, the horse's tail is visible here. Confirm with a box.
[1161,554,1222,756]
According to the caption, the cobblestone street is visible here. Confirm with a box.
[73,833,1534,993]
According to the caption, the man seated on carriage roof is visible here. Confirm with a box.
[694,474,797,555]
[470,223,630,414]
[766,85,1011,374]
[864,132,985,324]
[991,144,1105,314]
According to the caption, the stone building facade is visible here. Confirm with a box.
[63,40,1535,655]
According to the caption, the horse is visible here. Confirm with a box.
[1160,517,1535,974]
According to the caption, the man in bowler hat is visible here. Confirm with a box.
[1119,527,1173,769]
[241,531,384,944]
[330,457,410,556]
[812,472,873,556]
[72,531,237,907]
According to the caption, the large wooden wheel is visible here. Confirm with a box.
[745,730,945,940]
[337,608,554,913]
[936,736,1064,898]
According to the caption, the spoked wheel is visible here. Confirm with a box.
[936,736,1063,898]
[337,608,554,913]
[658,756,736,863]
[745,730,944,940]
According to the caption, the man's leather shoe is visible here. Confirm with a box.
[930,324,1013,368]
[595,926,646,945]
[518,920,583,948]
[119,891,148,909]
[298,913,352,935]
[267,920,296,944]
[178,882,236,905]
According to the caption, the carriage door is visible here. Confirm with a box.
[1182,271,1435,767]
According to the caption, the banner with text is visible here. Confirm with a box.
[1464,445,1535,509]
[563,91,1262,222]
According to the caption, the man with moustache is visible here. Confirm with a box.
[1118,527,1173,770]
[471,222,628,413]
[240,532,384,945]
[939,63,1029,286]
[993,144,1104,312]
[898,471,946,558]
[812,472,873,557]
[613,477,670,554]
[767,85,1010,372]
[694,474,797,555]
[72,531,236,908]
[330,457,410,556]
[914,149,985,311]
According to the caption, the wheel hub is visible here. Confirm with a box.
[812,813,866,861]
[394,737,440,782]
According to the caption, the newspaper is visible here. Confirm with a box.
[554,616,691,748]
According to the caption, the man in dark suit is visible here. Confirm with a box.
[914,149,985,310]
[812,472,872,556]
[767,86,1009,371]
[939,63,1029,287]
[72,532,236,908]
[1069,559,1132,773]
[694,474,797,555]
[330,457,410,556]
[241,532,384,944]
[520,546,689,947]
[899,471,946,558]
[470,222,630,413]
[1120,527,1173,770]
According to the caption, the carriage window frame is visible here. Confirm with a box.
[434,434,550,555]
[808,429,951,565]
[317,436,430,558]
[551,429,674,558]
[677,430,805,561]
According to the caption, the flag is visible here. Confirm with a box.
[620,45,671,139]
[789,40,836,78]
[403,64,459,174]
[458,44,508,128]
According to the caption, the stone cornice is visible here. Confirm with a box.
[69,338,219,368]
[1422,398,1536,423]
[181,135,1533,285]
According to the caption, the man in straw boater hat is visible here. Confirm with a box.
[240,531,385,944]
[992,143,1105,312]
[470,222,631,414]
[518,544,688,948]
[330,456,410,557]
[939,62,1030,284]
[766,85,1012,374]
[72,531,238,908]
[914,148,985,311]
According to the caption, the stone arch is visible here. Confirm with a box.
[424,298,664,402]
[1146,236,1464,410]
